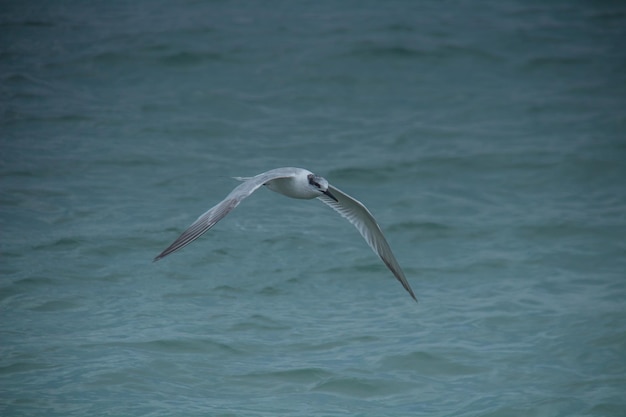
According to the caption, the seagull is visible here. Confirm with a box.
[154,167,416,301]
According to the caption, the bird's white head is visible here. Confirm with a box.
[307,173,338,202]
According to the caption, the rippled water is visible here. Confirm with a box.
[1,1,625,416]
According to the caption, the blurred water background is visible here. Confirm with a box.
[1,1,625,416]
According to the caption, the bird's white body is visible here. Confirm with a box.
[258,169,319,199]
[155,167,417,301]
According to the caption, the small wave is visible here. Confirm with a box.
[379,351,483,375]
[102,338,243,355]
[240,367,334,384]
[312,375,407,398]
[159,51,225,67]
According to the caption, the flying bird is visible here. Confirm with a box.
[155,167,416,301]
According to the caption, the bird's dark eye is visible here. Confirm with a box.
[307,174,320,188]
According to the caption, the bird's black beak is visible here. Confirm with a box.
[323,189,339,202]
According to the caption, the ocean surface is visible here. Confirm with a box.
[1,1,625,416]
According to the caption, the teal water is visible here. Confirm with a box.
[2,1,625,416]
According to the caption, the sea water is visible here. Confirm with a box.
[1,1,625,416]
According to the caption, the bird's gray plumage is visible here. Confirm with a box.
[154,167,417,301]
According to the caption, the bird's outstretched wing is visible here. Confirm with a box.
[154,168,297,261]
[317,185,417,301]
